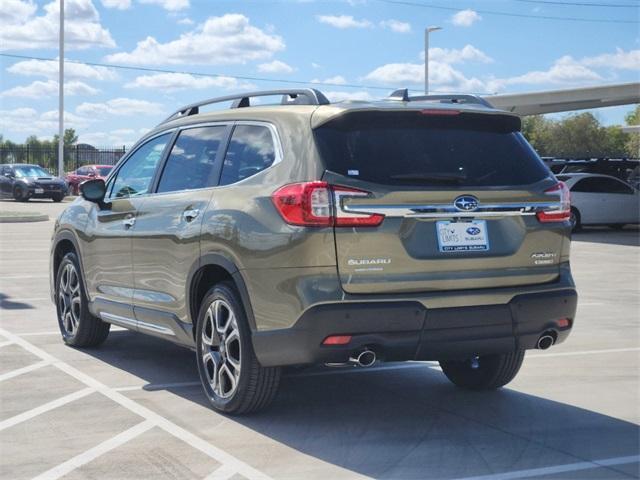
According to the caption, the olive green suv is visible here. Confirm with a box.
[50,89,577,414]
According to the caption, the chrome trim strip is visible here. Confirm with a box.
[341,202,561,218]
[100,312,137,329]
[99,312,175,336]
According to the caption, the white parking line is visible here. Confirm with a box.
[0,388,94,432]
[0,341,13,348]
[205,464,238,480]
[528,347,640,359]
[0,327,273,480]
[31,420,155,480]
[451,454,640,480]
[0,360,49,382]
[0,274,49,280]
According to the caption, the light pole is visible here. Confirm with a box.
[424,26,442,95]
[58,0,64,177]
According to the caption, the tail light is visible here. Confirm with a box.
[272,182,384,227]
[536,182,571,223]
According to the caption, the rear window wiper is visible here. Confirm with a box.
[389,172,468,184]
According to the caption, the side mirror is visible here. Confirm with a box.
[4,172,14,178]
[87,171,96,177]
[80,178,106,205]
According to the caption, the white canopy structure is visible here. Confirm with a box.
[483,82,640,116]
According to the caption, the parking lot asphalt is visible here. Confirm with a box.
[0,198,639,480]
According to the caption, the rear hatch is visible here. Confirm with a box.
[314,109,567,294]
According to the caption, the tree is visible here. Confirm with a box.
[52,128,78,146]
[624,105,639,158]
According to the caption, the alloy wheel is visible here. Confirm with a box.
[200,299,242,399]
[58,263,81,336]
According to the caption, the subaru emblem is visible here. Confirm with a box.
[466,227,481,235]
[454,195,479,212]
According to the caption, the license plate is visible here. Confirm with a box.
[35,188,44,194]
[436,220,489,252]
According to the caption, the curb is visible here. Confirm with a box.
[0,213,50,223]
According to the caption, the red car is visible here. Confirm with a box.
[65,164,113,195]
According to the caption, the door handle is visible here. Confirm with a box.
[182,209,200,222]
[123,215,136,228]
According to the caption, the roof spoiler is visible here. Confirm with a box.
[388,88,494,109]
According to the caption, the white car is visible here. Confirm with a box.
[556,173,640,231]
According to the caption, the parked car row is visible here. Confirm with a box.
[65,164,113,195]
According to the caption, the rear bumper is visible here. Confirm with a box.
[252,273,577,367]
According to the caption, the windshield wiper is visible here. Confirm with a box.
[390,172,467,184]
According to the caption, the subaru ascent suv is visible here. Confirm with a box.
[50,89,577,414]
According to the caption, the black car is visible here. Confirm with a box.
[0,164,67,202]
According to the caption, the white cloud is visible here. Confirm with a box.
[580,48,640,70]
[363,61,488,92]
[100,0,131,9]
[177,17,194,25]
[312,75,348,85]
[105,14,284,65]
[451,9,481,27]
[76,98,165,116]
[257,60,295,74]
[0,0,116,51]
[1,79,99,98]
[0,0,37,23]
[79,128,139,146]
[490,56,603,90]
[324,91,374,102]
[425,45,493,64]
[139,0,189,11]
[379,19,411,33]
[0,108,90,134]
[317,15,372,29]
[125,73,255,92]
[7,58,118,81]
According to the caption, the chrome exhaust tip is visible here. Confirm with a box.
[537,333,555,350]
[350,349,376,367]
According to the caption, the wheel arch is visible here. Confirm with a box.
[51,231,88,302]
[187,254,257,339]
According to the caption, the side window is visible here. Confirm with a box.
[77,167,88,175]
[571,178,601,193]
[599,178,634,194]
[110,134,170,199]
[219,125,276,186]
[157,126,225,193]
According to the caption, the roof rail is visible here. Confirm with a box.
[161,88,331,124]
[388,88,493,109]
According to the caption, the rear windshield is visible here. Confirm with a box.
[314,112,550,187]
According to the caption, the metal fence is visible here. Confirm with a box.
[0,145,127,173]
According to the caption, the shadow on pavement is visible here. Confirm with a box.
[83,330,640,479]
[572,226,639,247]
[0,293,34,310]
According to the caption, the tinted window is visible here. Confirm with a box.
[110,134,170,198]
[97,166,113,176]
[157,126,225,193]
[572,177,633,194]
[315,112,549,187]
[219,125,276,186]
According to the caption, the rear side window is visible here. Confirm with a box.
[157,126,226,193]
[219,125,276,186]
[314,112,549,187]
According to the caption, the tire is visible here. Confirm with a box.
[570,207,581,232]
[439,351,525,390]
[55,252,110,347]
[52,193,64,202]
[13,185,29,202]
[195,282,281,414]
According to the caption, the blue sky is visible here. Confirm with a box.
[1,0,638,146]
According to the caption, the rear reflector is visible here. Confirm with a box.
[322,335,352,345]
[557,318,570,328]
[537,181,571,223]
